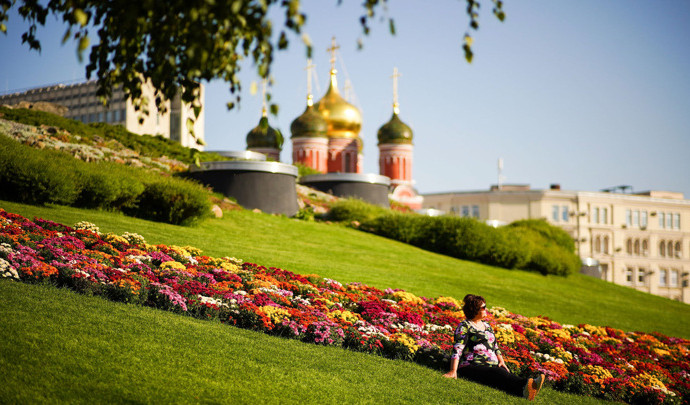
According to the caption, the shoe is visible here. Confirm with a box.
[523,378,533,400]
[533,374,545,395]
[523,374,545,401]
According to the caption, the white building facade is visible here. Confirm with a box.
[423,185,690,304]
[0,80,204,149]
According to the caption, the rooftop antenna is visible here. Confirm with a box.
[497,158,506,190]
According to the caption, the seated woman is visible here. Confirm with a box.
[443,294,545,401]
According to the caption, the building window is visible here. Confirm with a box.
[666,214,673,229]
[602,207,608,224]
[626,268,633,284]
[670,270,679,287]
[552,205,559,222]
[660,269,667,286]
[632,210,639,227]
[461,206,469,217]
[594,236,601,253]
[641,211,648,228]
[675,241,682,258]
[626,209,632,227]
[626,239,633,255]
[593,207,599,224]
[637,269,645,284]
[603,236,609,254]
[634,239,640,256]
[668,241,674,258]
[660,241,666,257]
[472,205,480,219]
[642,240,648,256]
[674,213,680,230]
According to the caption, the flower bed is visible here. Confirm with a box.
[0,209,688,404]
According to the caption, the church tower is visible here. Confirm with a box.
[377,68,423,209]
[315,38,363,173]
[246,81,283,161]
[291,60,328,172]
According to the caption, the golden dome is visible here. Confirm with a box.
[315,69,362,139]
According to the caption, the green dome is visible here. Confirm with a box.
[377,112,413,145]
[246,116,283,150]
[290,105,328,138]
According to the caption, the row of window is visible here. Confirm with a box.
[624,209,681,230]
[659,240,683,259]
[71,109,127,125]
[592,235,610,254]
[551,205,569,222]
[625,209,649,228]
[623,238,684,258]
[659,212,681,230]
[625,268,684,287]
[591,206,609,224]
[450,205,480,218]
[626,238,649,256]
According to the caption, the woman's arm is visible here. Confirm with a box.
[497,353,510,372]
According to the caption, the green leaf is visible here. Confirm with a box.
[269,103,279,116]
[463,44,473,64]
[196,138,206,146]
[278,32,288,49]
[389,18,396,35]
[61,28,72,44]
[77,35,90,62]
[186,118,194,133]
[0,23,6,34]
[193,105,202,119]
[226,102,235,110]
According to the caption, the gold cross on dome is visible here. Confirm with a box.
[391,67,401,114]
[327,37,339,71]
[305,59,315,105]
[261,78,268,117]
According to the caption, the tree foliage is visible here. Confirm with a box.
[0,0,505,140]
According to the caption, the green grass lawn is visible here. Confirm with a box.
[0,280,615,404]
[2,200,688,339]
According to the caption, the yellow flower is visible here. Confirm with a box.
[328,309,360,324]
[581,324,608,337]
[549,328,572,340]
[260,306,290,324]
[495,323,515,344]
[434,296,462,308]
[160,261,187,271]
[391,333,420,354]
[582,365,613,382]
[392,291,424,305]
[103,233,128,245]
[632,373,668,391]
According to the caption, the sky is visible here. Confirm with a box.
[1,1,689,196]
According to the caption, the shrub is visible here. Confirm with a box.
[357,209,580,276]
[508,219,575,252]
[123,175,211,225]
[326,198,389,223]
[75,162,144,210]
[0,135,80,205]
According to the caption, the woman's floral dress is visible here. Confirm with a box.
[451,319,502,367]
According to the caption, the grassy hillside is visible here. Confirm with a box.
[0,280,612,404]
[2,200,688,339]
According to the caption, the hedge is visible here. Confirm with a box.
[0,134,210,225]
[328,200,580,276]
